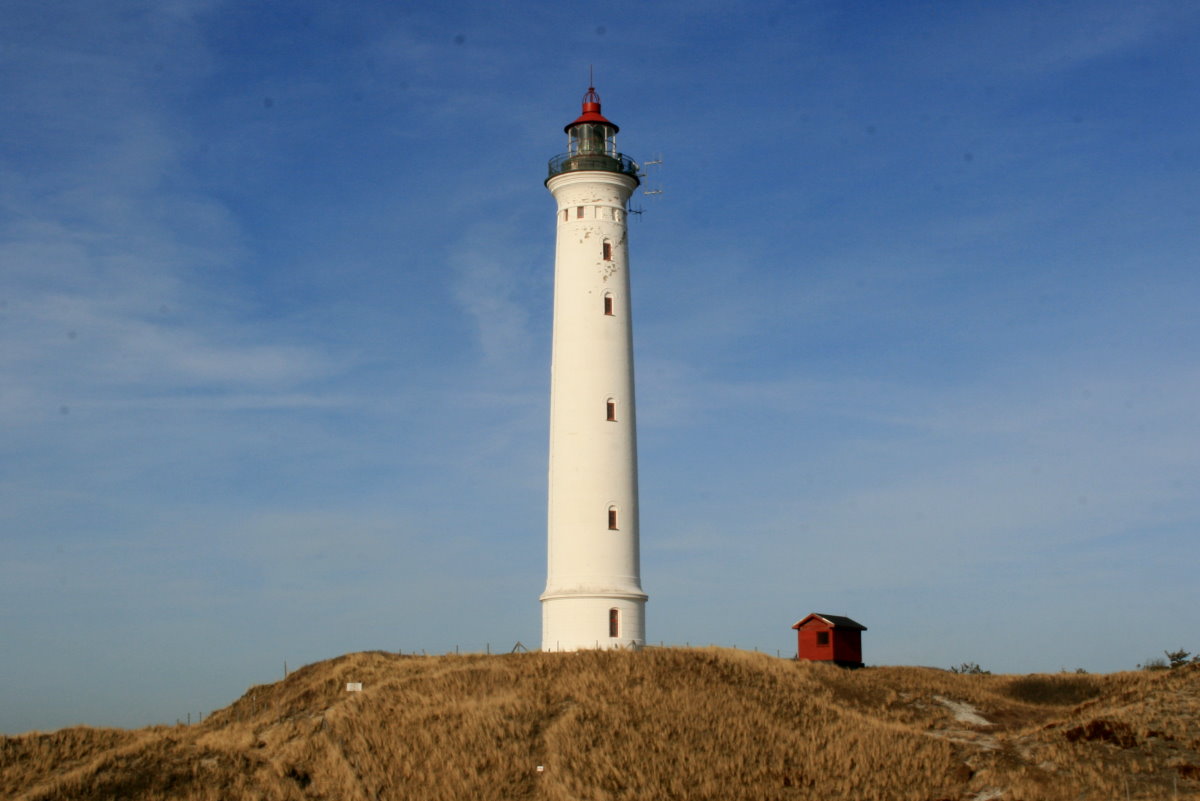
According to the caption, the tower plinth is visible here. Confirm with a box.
[541,86,646,652]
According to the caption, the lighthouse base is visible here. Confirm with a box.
[540,593,646,652]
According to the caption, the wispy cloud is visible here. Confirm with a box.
[450,221,547,367]
[0,4,348,423]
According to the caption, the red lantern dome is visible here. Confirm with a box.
[564,85,619,133]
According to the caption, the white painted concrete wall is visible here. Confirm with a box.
[541,170,647,651]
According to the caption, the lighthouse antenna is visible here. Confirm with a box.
[628,154,665,217]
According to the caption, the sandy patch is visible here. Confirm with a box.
[934,695,994,727]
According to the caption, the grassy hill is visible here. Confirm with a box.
[3,647,1199,800]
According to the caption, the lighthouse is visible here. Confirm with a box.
[541,86,647,651]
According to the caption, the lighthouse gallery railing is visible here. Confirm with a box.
[547,152,640,180]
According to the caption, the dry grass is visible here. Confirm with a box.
[3,649,1199,800]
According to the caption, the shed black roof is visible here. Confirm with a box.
[792,613,867,631]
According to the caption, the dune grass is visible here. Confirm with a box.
[3,648,1198,800]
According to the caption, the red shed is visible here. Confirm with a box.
[792,613,867,668]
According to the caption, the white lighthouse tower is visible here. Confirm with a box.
[541,85,647,651]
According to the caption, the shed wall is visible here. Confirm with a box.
[795,620,863,666]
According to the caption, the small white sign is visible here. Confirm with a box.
[536,766,544,773]
[346,682,363,692]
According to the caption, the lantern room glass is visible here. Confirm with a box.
[568,123,617,158]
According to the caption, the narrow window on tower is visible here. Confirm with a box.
[576,206,584,219]
[608,506,618,530]
[606,399,616,421]
[602,241,612,261]
[614,208,623,223]
[562,209,568,222]
[603,292,614,316]
[609,608,620,638]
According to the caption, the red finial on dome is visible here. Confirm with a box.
[565,84,618,133]
[582,85,601,111]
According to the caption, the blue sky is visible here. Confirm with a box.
[2,0,1198,733]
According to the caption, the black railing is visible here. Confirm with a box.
[547,152,640,181]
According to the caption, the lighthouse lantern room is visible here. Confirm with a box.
[547,87,640,181]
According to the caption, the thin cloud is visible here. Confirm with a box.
[450,222,544,366]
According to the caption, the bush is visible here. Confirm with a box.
[1165,649,1198,669]
[949,662,990,675]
